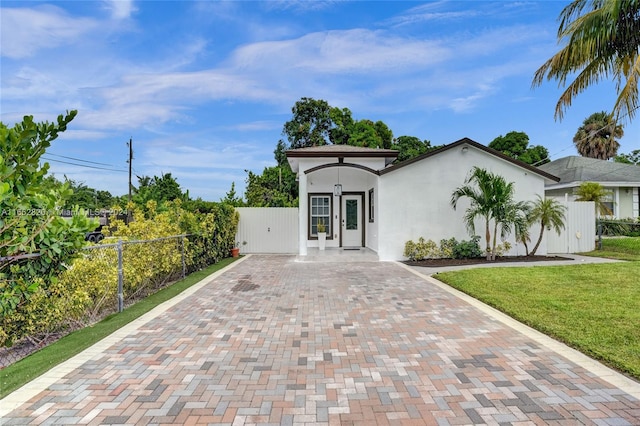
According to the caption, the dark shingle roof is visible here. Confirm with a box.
[538,156,640,184]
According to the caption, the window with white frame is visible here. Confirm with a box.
[309,194,331,238]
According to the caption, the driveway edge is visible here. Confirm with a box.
[395,261,640,400]
[0,255,251,417]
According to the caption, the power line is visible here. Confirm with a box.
[45,152,114,166]
[41,156,128,173]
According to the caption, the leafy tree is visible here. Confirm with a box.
[488,131,550,165]
[244,166,298,207]
[391,136,443,163]
[329,107,354,145]
[614,149,640,165]
[221,182,245,207]
[133,173,186,208]
[573,111,624,159]
[575,181,613,216]
[532,0,640,122]
[450,167,526,260]
[1,111,95,338]
[274,139,289,167]
[283,97,332,148]
[527,196,567,256]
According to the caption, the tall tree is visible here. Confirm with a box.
[283,97,332,148]
[391,136,442,163]
[488,131,550,165]
[573,111,624,159]
[532,0,640,123]
[450,167,526,260]
[527,196,566,256]
[221,182,245,207]
[614,149,640,164]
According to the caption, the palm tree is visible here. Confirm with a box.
[527,196,567,256]
[532,0,640,123]
[451,167,495,260]
[573,111,624,159]
[451,167,528,260]
[575,181,614,216]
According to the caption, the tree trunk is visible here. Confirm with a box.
[485,220,491,260]
[491,222,498,261]
[530,225,545,256]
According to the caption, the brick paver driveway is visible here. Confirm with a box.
[3,255,639,425]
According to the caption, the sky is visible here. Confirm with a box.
[1,0,639,202]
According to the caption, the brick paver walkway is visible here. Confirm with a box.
[3,255,639,425]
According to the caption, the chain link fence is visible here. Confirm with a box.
[1,233,222,368]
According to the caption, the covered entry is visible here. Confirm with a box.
[341,192,365,247]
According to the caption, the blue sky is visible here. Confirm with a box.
[1,1,638,201]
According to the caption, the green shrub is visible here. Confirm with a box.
[439,238,458,259]
[403,237,440,260]
[0,198,239,348]
[452,236,483,259]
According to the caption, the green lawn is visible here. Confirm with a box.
[0,257,238,399]
[436,237,640,380]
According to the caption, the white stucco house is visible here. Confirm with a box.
[538,156,640,219]
[286,137,561,261]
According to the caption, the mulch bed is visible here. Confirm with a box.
[404,255,571,268]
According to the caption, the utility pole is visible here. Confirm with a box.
[127,137,133,224]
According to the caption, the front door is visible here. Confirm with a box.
[341,194,363,247]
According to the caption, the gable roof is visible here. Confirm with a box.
[379,137,560,182]
[538,156,640,185]
[286,144,398,173]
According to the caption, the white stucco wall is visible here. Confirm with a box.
[297,157,381,251]
[377,143,548,261]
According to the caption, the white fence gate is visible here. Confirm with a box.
[235,208,299,254]
[546,201,595,254]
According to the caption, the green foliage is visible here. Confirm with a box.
[1,111,96,346]
[527,196,566,256]
[244,166,298,207]
[452,236,483,259]
[575,181,613,216]
[391,136,443,163]
[283,97,332,148]
[133,173,186,209]
[573,111,623,160]
[404,236,483,260]
[488,131,549,165]
[599,218,640,237]
[451,167,527,260]
[403,237,440,261]
[532,1,640,122]
[1,197,239,347]
[439,237,458,259]
[221,182,245,207]
[614,149,640,165]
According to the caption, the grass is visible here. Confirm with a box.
[435,237,640,380]
[0,257,238,399]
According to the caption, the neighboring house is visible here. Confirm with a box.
[538,156,640,219]
[286,138,560,261]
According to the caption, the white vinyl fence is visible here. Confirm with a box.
[235,208,299,254]
[546,201,595,254]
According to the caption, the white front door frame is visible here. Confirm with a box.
[340,192,365,247]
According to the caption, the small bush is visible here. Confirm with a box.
[403,237,440,260]
[439,238,457,259]
[452,236,483,259]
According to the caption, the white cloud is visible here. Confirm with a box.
[0,5,97,59]
[102,0,137,20]
[230,29,450,74]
